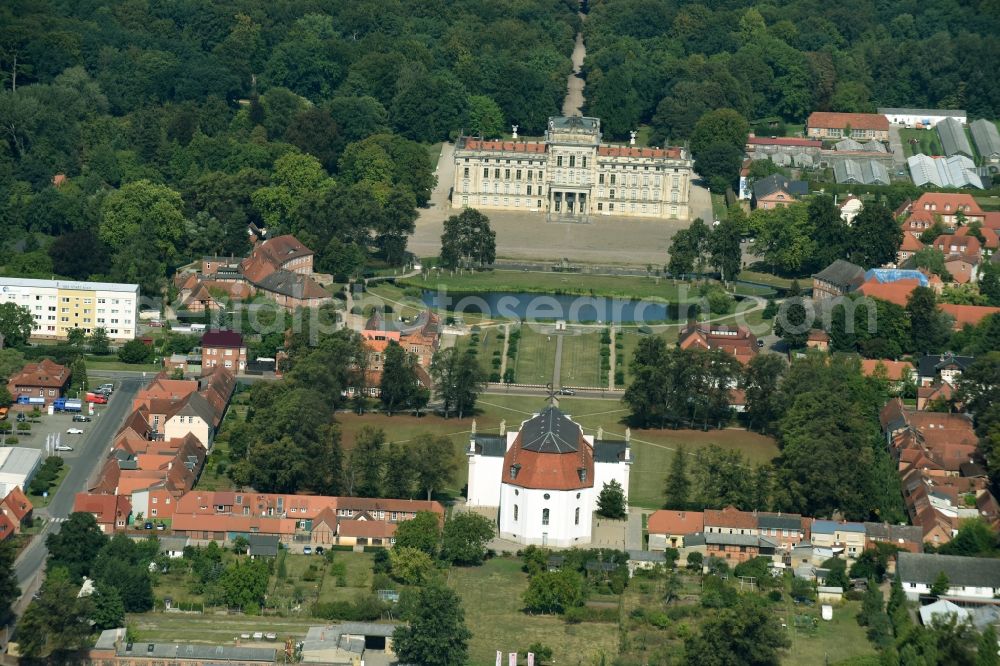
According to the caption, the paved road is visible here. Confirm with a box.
[13,379,142,594]
[87,369,276,384]
[688,180,714,223]
[562,28,586,117]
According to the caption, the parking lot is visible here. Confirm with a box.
[7,395,113,481]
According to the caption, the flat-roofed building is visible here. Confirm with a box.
[452,116,693,220]
[879,108,967,128]
[0,277,139,341]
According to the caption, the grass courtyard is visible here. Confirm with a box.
[512,325,558,385]
[557,332,605,388]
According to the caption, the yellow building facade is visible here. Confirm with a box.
[0,277,140,341]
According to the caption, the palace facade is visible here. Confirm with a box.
[451,116,693,220]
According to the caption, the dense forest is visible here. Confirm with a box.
[0,0,579,293]
[584,0,1000,141]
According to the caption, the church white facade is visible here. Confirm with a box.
[451,116,693,220]
[466,406,631,548]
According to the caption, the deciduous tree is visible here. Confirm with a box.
[440,209,496,270]
[0,302,34,347]
[393,582,471,666]
[441,513,495,566]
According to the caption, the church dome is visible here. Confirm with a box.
[503,407,594,491]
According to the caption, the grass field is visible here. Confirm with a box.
[711,192,729,221]
[513,325,558,385]
[558,332,605,388]
[335,393,779,507]
[627,427,778,508]
[86,359,162,373]
[738,270,795,289]
[975,195,1000,211]
[900,127,942,157]
[399,270,693,303]
[129,612,319,644]
[450,557,618,666]
[780,600,875,664]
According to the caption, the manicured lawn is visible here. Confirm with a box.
[710,193,729,221]
[513,325,558,386]
[450,557,618,666]
[738,270,795,289]
[316,551,375,603]
[86,359,162,373]
[364,283,428,320]
[618,329,643,384]
[458,327,504,379]
[900,128,941,156]
[399,270,694,303]
[558,332,604,388]
[28,462,69,509]
[780,600,876,664]
[626,428,779,509]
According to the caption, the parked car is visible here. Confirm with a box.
[66,428,84,435]
[0,406,7,420]
[99,383,115,393]
[72,415,92,423]
[756,339,765,348]
[54,444,73,452]
[16,412,26,422]
[303,546,312,555]
[144,522,153,529]
[85,393,107,404]
[558,388,576,395]
[315,546,325,555]
[156,523,165,531]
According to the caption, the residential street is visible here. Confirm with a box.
[12,378,142,602]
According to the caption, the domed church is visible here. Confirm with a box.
[466,405,631,548]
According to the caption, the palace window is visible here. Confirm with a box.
[505,168,510,179]
[597,203,603,211]
[582,157,587,168]
[671,191,678,203]
[557,156,563,167]
[599,173,605,184]
[672,175,679,188]
[610,174,616,185]
[483,168,489,178]
[542,509,550,526]
[569,155,575,167]
[609,189,615,199]
[464,167,469,177]
[527,185,532,196]
[494,168,501,178]
[516,169,522,180]
[514,505,519,521]
[575,508,580,525]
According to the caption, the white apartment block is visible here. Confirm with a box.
[452,116,693,220]
[0,277,139,341]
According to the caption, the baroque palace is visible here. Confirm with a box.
[451,116,693,220]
